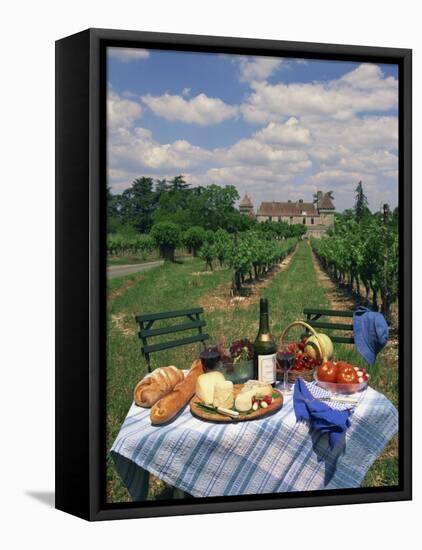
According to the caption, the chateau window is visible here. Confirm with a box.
[311,217,314,225]
[290,216,293,224]
[303,217,306,225]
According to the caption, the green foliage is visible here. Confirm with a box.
[199,242,215,270]
[150,222,181,262]
[212,229,232,266]
[108,173,252,233]
[311,208,398,320]
[107,233,154,257]
[256,220,306,239]
[228,231,298,294]
[119,177,157,233]
[354,181,371,220]
[182,226,206,256]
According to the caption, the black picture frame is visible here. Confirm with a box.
[55,28,412,521]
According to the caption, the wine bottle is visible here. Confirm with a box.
[253,298,277,384]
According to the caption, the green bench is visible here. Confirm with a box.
[135,306,209,373]
[303,308,355,344]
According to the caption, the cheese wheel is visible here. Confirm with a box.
[195,371,225,405]
[213,380,234,409]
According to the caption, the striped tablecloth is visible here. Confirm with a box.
[111,382,398,499]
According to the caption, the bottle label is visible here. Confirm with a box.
[257,353,276,384]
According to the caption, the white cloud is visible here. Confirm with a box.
[108,47,150,62]
[237,56,283,83]
[107,90,142,132]
[338,63,396,90]
[218,137,310,167]
[254,118,312,146]
[142,92,238,125]
[109,125,212,173]
[182,87,191,96]
[241,63,398,124]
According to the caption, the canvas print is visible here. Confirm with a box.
[107,47,399,503]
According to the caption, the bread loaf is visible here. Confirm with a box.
[133,365,184,408]
[150,359,204,425]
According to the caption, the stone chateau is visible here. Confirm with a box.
[239,191,335,238]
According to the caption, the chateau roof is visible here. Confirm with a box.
[319,193,335,210]
[239,194,253,208]
[257,201,318,217]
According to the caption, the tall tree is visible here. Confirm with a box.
[169,175,189,191]
[155,178,169,197]
[121,177,156,233]
[354,181,370,220]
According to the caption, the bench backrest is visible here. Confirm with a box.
[303,308,354,344]
[135,307,209,372]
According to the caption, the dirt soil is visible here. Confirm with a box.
[311,248,398,364]
[108,277,140,304]
[197,246,298,312]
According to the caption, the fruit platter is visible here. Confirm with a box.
[190,373,283,423]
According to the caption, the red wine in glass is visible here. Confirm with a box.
[276,350,295,392]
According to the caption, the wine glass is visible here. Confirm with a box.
[276,344,295,393]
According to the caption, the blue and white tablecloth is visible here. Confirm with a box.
[111,383,398,499]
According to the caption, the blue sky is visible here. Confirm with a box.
[107,47,399,212]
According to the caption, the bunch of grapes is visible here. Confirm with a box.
[208,339,254,364]
[230,339,254,362]
[208,342,231,364]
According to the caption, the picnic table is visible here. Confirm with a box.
[111,381,398,500]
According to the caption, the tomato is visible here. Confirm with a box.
[337,363,359,384]
[316,361,338,383]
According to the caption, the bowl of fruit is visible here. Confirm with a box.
[314,361,369,394]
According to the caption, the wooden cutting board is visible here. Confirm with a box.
[190,384,283,423]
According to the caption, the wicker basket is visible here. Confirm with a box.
[287,368,314,384]
[279,320,324,383]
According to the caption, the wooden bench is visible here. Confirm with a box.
[136,307,209,373]
[303,308,354,344]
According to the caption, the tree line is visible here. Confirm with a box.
[107,175,307,262]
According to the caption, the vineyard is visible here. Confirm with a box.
[107,233,154,258]
[106,240,398,502]
[108,223,300,295]
[311,209,399,322]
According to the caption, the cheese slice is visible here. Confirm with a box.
[241,380,272,398]
[234,389,256,412]
[213,380,234,409]
[195,371,225,405]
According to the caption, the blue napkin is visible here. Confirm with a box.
[293,378,351,449]
[353,306,388,366]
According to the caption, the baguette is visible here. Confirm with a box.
[133,365,184,408]
[150,359,204,425]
